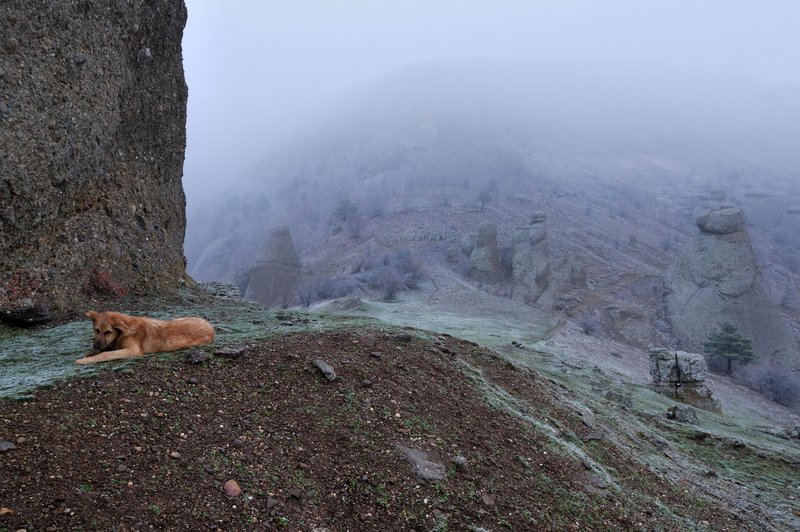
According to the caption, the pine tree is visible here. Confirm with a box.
[703,322,756,375]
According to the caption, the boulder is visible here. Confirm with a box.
[0,1,189,310]
[243,225,301,307]
[649,348,717,411]
[510,212,550,303]
[469,223,501,279]
[695,207,745,234]
[663,208,796,366]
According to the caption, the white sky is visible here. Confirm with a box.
[181,0,800,203]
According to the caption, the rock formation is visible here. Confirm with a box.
[511,211,550,303]
[469,223,501,280]
[649,348,717,411]
[0,1,189,312]
[663,207,796,365]
[243,225,301,307]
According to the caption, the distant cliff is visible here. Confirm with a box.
[0,1,189,311]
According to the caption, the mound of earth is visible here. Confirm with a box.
[0,328,752,530]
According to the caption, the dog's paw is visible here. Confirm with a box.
[74,357,93,365]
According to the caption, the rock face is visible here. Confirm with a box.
[663,207,796,365]
[511,211,550,303]
[469,223,500,279]
[0,1,189,310]
[649,348,717,411]
[243,225,301,307]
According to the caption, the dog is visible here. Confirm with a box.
[75,311,215,365]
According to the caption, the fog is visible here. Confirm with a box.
[182,0,800,205]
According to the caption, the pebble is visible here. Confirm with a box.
[119,368,135,376]
[116,464,127,472]
[362,379,373,387]
[170,451,181,459]
[187,377,199,385]
[186,350,210,365]
[266,497,279,510]
[214,346,246,359]
[4,37,18,54]
[223,479,242,497]
[288,488,302,499]
[0,441,16,452]
[369,351,383,358]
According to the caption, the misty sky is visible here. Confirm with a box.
[182,1,800,204]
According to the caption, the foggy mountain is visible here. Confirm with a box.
[186,59,800,273]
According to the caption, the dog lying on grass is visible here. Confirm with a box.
[75,311,215,365]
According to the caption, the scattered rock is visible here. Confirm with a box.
[266,497,279,510]
[396,445,446,482]
[187,377,198,385]
[580,431,605,442]
[0,441,17,452]
[288,488,302,499]
[223,479,241,497]
[116,464,127,473]
[185,349,210,365]
[313,359,337,381]
[667,405,699,424]
[214,346,246,359]
[480,493,495,506]
[369,351,383,358]
[196,282,241,299]
[361,379,373,388]
[452,455,467,468]
[119,368,135,376]
[392,334,413,343]
[361,333,376,347]
[170,451,181,459]
[0,507,15,515]
[469,222,501,279]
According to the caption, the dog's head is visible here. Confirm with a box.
[86,311,130,351]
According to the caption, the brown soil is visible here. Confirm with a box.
[1,329,745,531]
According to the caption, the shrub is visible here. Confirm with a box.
[577,312,600,336]
[737,363,800,408]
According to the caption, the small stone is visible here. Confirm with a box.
[393,334,412,343]
[223,479,241,497]
[119,368,135,376]
[185,349,210,365]
[170,451,181,459]
[266,497,279,510]
[298,462,309,470]
[481,493,495,506]
[0,507,15,516]
[369,351,383,358]
[361,333,376,347]
[396,445,446,482]
[313,359,336,381]
[187,377,198,385]
[288,488,302,499]
[452,455,467,468]
[214,346,246,359]
[0,441,17,452]
[4,37,18,54]
[16,437,26,444]
[362,379,373,387]
[116,464,127,472]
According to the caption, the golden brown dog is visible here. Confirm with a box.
[75,311,215,365]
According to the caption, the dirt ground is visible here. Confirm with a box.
[1,328,753,530]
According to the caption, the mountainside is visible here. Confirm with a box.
[0,0,189,314]
[1,295,799,530]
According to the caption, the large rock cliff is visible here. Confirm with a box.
[0,1,189,311]
[663,207,796,365]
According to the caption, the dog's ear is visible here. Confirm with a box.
[86,310,98,321]
[110,313,133,336]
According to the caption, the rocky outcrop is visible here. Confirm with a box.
[0,1,189,311]
[511,211,550,303]
[663,207,796,365]
[243,225,301,307]
[649,348,717,411]
[469,223,501,280]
